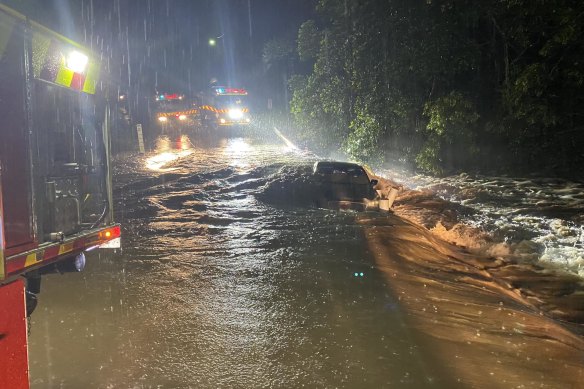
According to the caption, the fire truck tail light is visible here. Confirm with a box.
[99,226,121,241]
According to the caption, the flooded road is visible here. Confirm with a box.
[29,131,584,388]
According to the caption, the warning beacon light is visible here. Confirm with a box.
[156,93,183,101]
[66,51,89,73]
[214,87,248,96]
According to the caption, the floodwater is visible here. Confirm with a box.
[384,169,584,276]
[28,130,584,388]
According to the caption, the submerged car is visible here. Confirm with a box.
[312,161,379,208]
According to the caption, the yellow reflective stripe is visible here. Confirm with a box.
[55,65,74,87]
[23,252,42,268]
[201,106,249,113]
[202,105,218,112]
[58,242,73,255]
[158,109,199,117]
[82,61,99,94]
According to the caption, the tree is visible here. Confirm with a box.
[297,20,321,62]
[290,0,584,178]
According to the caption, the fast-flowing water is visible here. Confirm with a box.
[28,130,584,388]
[383,170,584,276]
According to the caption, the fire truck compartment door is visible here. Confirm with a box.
[0,16,35,251]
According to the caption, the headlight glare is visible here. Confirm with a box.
[228,108,244,120]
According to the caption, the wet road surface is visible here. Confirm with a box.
[28,131,584,388]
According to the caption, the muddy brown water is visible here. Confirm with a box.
[28,132,584,388]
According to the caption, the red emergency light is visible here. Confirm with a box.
[215,87,247,95]
[226,88,247,95]
[157,93,183,101]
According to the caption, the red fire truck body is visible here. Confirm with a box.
[153,92,200,135]
[0,5,120,387]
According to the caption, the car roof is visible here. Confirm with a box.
[314,161,363,168]
[313,161,369,174]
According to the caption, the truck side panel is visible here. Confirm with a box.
[0,13,35,255]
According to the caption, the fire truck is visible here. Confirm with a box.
[199,86,252,129]
[0,5,120,387]
[152,92,199,135]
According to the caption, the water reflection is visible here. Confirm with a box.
[145,135,193,171]
[222,137,251,170]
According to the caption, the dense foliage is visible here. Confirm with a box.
[290,0,584,178]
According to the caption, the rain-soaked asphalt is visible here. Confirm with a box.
[28,130,584,388]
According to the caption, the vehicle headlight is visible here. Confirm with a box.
[228,108,244,120]
[178,115,187,121]
[220,118,226,124]
[158,116,168,122]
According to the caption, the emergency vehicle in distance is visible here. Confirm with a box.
[152,92,199,134]
[199,86,252,129]
[0,5,120,387]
